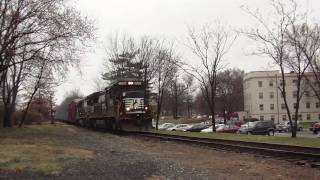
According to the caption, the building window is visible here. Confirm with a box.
[271,115,275,122]
[259,92,263,99]
[258,81,263,87]
[298,114,302,121]
[305,91,310,97]
[280,80,285,86]
[259,104,264,111]
[270,104,275,110]
[260,116,264,121]
[281,104,286,110]
[306,102,310,109]
[307,114,311,120]
[270,92,274,99]
[282,115,286,121]
[292,114,296,120]
[269,80,274,87]
[280,92,286,98]
[316,102,320,108]
[293,91,297,98]
[319,114,320,120]
[293,103,297,109]
[292,79,298,84]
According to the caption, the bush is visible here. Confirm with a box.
[13,98,51,126]
[13,109,45,125]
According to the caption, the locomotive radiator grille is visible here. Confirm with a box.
[124,98,144,111]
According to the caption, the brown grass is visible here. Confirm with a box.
[0,123,94,174]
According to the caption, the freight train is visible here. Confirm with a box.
[67,80,153,131]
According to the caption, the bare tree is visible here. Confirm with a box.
[299,25,320,102]
[308,57,320,101]
[216,69,244,124]
[154,44,178,129]
[185,23,237,131]
[182,74,195,118]
[0,0,94,127]
[19,58,57,127]
[243,0,319,137]
[167,73,189,119]
[136,36,161,104]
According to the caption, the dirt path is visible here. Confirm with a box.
[1,124,319,180]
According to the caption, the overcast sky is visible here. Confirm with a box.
[55,0,320,104]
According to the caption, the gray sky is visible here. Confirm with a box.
[55,0,320,104]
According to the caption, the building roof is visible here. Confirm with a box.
[244,70,316,81]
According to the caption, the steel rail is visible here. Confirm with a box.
[127,132,320,166]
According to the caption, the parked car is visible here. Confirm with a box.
[201,126,213,133]
[276,121,303,132]
[309,122,320,134]
[216,124,226,131]
[186,124,211,132]
[276,123,288,133]
[244,118,259,122]
[238,120,276,136]
[167,124,192,131]
[217,125,240,133]
[158,123,175,130]
[240,122,256,128]
[201,124,225,133]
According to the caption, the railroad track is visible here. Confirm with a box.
[126,131,320,168]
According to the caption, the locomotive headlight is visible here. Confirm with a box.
[126,107,130,111]
[144,106,148,110]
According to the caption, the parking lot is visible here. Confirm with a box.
[157,120,320,139]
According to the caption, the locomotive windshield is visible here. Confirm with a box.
[123,91,144,98]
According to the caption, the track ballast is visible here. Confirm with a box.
[126,131,320,168]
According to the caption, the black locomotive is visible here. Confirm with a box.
[68,80,153,131]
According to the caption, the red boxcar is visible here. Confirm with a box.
[68,99,82,124]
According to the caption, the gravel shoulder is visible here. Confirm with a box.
[1,123,319,180]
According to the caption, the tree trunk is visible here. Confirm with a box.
[156,100,161,130]
[211,87,216,132]
[223,108,227,125]
[155,80,162,130]
[173,94,178,119]
[211,109,216,132]
[187,99,191,118]
[50,93,55,124]
[3,107,12,127]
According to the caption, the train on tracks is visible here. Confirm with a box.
[67,80,153,131]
